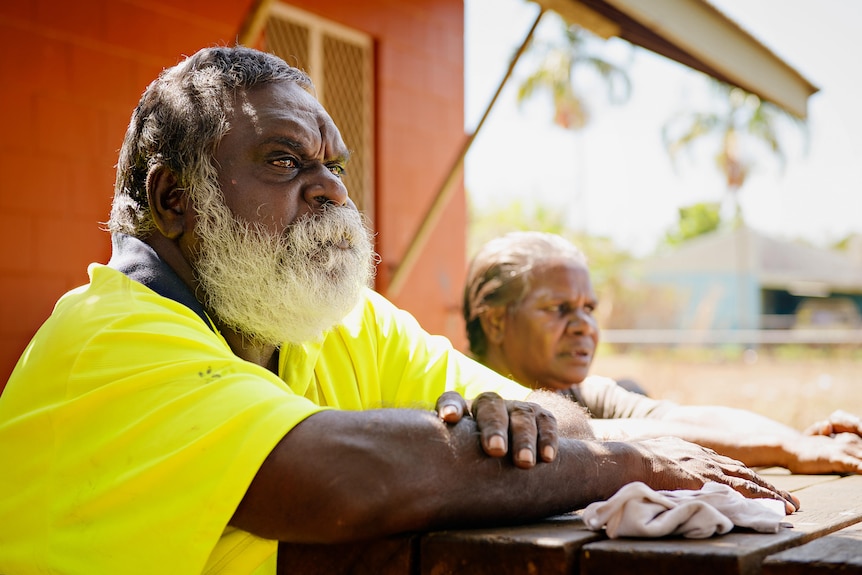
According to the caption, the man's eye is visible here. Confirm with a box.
[327,164,346,177]
[272,157,298,169]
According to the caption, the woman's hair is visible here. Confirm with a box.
[108,45,313,237]
[463,231,587,360]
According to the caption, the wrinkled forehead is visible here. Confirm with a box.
[531,257,589,277]
[233,81,345,142]
[524,258,592,293]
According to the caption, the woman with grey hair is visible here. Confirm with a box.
[464,231,588,367]
[464,231,862,474]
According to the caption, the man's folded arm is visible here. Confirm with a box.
[230,408,798,543]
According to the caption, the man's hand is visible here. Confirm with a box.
[633,436,800,514]
[804,410,862,437]
[436,391,558,469]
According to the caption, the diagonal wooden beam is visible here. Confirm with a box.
[237,0,276,46]
[387,7,547,298]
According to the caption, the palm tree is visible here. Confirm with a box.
[662,80,807,329]
[512,15,632,232]
[516,15,632,130]
[662,79,807,224]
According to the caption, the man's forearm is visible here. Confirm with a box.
[525,390,595,438]
[233,408,638,542]
[232,407,794,543]
[231,409,644,542]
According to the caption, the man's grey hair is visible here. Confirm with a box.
[108,45,313,237]
[462,231,587,360]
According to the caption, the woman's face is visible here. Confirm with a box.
[497,259,599,391]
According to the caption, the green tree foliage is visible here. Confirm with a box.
[664,201,722,246]
[832,234,862,252]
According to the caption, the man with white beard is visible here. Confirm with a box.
[0,46,797,575]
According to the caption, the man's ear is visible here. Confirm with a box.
[147,166,190,240]
[479,306,507,345]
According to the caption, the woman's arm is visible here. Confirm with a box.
[590,403,862,473]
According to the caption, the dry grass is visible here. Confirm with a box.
[590,348,862,430]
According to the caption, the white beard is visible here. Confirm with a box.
[193,193,376,346]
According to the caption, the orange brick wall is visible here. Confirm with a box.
[0,0,467,389]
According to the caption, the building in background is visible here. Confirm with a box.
[628,226,862,332]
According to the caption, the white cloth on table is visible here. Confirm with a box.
[582,481,786,539]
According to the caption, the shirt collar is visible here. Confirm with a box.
[108,233,211,329]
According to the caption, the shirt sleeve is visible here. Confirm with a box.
[365,289,533,405]
[285,289,532,412]
[576,375,676,419]
[0,266,322,574]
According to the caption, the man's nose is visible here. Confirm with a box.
[304,165,349,209]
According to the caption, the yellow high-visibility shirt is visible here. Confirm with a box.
[0,261,529,575]
[279,288,530,411]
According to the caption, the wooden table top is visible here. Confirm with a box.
[277,469,862,574]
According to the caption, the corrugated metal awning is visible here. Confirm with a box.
[536,0,818,118]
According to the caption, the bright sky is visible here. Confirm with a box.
[464,0,862,257]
